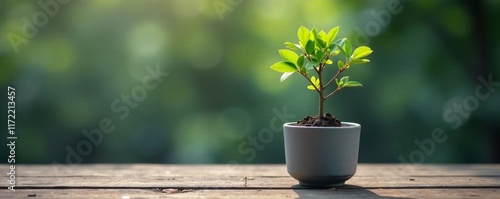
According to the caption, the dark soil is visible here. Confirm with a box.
[296,113,341,127]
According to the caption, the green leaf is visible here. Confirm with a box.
[331,49,340,57]
[339,76,349,86]
[310,27,318,41]
[334,38,346,46]
[307,76,320,91]
[305,61,318,70]
[315,50,324,61]
[352,46,373,59]
[270,61,297,72]
[343,39,352,59]
[298,26,310,47]
[350,58,370,65]
[344,80,363,87]
[337,60,344,70]
[328,42,337,52]
[305,40,315,54]
[300,66,307,75]
[329,42,341,56]
[280,72,294,82]
[327,26,339,46]
[333,38,347,57]
[279,49,299,64]
[316,31,327,48]
[297,56,306,74]
[310,57,318,63]
[284,42,299,50]
[325,59,333,65]
[297,55,305,68]
[335,78,340,87]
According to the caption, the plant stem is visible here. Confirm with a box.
[324,67,345,88]
[300,72,320,93]
[319,61,345,117]
[319,93,324,117]
[325,87,341,99]
[318,63,324,117]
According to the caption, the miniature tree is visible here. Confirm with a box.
[270,26,373,126]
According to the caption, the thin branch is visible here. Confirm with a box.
[324,68,343,89]
[324,87,342,99]
[324,53,350,88]
[303,52,312,61]
[314,66,319,73]
[299,72,320,93]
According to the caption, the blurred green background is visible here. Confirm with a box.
[1,0,499,164]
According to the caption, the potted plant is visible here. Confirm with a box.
[270,26,373,187]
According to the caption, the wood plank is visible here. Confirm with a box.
[1,176,499,189]
[1,164,499,189]
[1,188,499,199]
[1,164,498,198]
[7,164,500,177]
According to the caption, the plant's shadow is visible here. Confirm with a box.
[291,184,412,199]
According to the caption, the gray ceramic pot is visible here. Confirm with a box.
[283,122,361,188]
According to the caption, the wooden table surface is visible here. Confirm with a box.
[1,164,499,198]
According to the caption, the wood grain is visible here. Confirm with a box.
[9,164,500,177]
[0,188,499,199]
[1,164,499,198]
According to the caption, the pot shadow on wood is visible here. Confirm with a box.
[291,185,411,199]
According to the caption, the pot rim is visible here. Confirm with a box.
[283,122,360,129]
